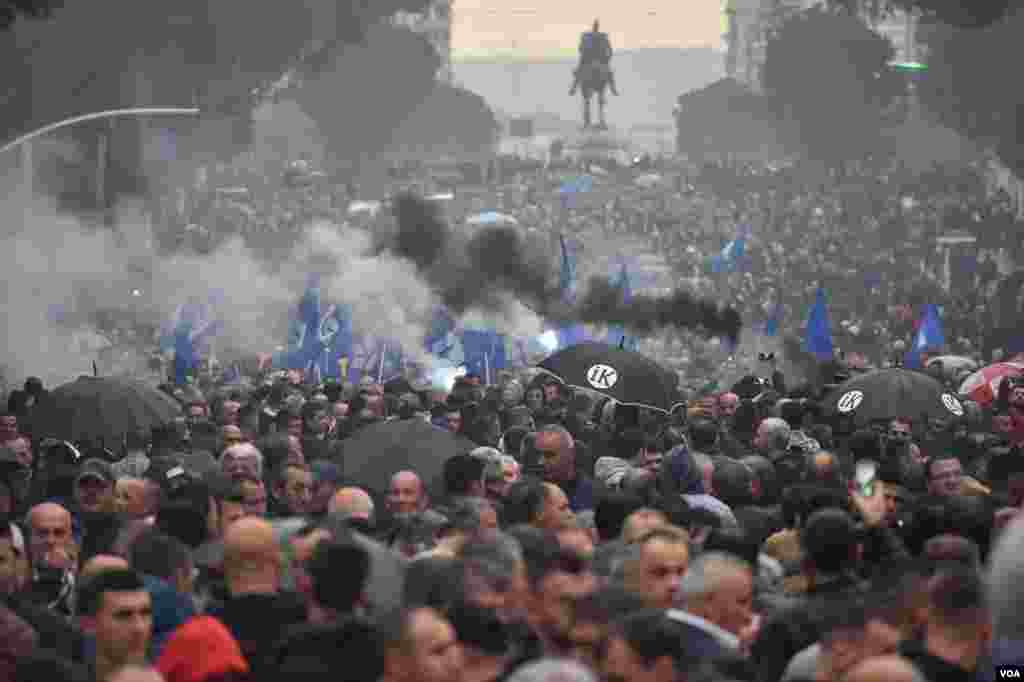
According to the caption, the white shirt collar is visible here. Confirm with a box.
[665,608,740,651]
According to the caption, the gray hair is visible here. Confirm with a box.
[989,517,1024,641]
[461,532,523,578]
[220,443,264,475]
[759,418,791,451]
[506,658,596,682]
[679,551,751,602]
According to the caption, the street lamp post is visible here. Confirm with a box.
[1,106,201,198]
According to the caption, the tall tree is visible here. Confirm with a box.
[0,0,58,30]
[912,2,1024,177]
[761,6,901,168]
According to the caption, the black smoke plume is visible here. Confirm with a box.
[385,193,743,344]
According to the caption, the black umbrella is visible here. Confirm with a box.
[341,418,477,495]
[32,376,182,448]
[823,368,965,424]
[538,342,680,412]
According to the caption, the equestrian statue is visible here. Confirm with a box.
[569,19,619,130]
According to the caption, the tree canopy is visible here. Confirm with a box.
[293,22,442,174]
[0,0,431,144]
[913,1,1024,176]
[0,0,58,30]
[761,6,901,166]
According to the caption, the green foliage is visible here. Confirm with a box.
[761,6,900,166]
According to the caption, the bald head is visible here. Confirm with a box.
[29,502,72,528]
[845,656,919,682]
[329,487,375,521]
[27,502,74,564]
[81,555,130,581]
[222,517,279,592]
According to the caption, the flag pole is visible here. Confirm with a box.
[484,348,491,386]
[378,344,386,384]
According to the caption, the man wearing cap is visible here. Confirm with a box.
[75,459,118,516]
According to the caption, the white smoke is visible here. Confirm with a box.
[0,189,553,392]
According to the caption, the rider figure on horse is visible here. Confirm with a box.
[569,20,619,96]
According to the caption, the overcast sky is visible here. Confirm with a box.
[451,0,724,59]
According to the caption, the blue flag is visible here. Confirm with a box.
[424,306,456,357]
[288,278,323,371]
[461,330,507,382]
[904,304,944,369]
[319,303,354,379]
[557,234,588,349]
[606,259,638,351]
[764,303,781,338]
[804,288,834,361]
[710,236,746,274]
[168,296,222,384]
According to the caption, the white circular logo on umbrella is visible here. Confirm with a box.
[941,393,964,416]
[586,364,619,390]
[837,390,864,413]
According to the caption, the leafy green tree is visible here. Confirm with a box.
[761,6,901,168]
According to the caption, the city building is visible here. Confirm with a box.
[393,0,453,83]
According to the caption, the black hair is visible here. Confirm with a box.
[612,609,699,673]
[800,508,859,574]
[307,540,371,614]
[688,419,719,451]
[446,600,513,655]
[711,457,754,507]
[703,527,759,567]
[128,530,192,583]
[505,525,585,588]
[593,490,646,542]
[500,479,549,528]
[443,454,485,498]
[403,556,464,611]
[76,568,147,617]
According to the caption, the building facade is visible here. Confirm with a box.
[393,0,453,83]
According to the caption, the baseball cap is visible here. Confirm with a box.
[76,458,115,485]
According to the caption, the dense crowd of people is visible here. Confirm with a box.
[3,142,1022,682]
[1,341,1024,682]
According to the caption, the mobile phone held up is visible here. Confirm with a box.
[855,459,878,498]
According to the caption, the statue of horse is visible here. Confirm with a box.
[574,61,611,130]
